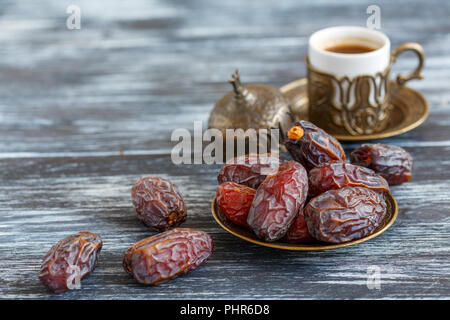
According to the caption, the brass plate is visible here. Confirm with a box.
[280,78,429,141]
[211,192,398,251]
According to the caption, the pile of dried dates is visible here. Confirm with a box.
[39,176,213,293]
[39,119,413,294]
[216,120,412,245]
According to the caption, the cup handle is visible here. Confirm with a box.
[391,42,425,86]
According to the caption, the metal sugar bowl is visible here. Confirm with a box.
[208,70,292,158]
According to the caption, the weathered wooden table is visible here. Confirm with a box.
[1,0,449,299]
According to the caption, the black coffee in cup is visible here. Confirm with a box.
[325,43,376,54]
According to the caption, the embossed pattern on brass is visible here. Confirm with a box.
[208,70,293,135]
[208,70,293,158]
[307,57,392,136]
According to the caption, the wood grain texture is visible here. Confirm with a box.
[0,0,449,299]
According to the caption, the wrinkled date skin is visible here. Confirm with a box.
[305,187,387,244]
[217,153,282,189]
[308,161,390,197]
[286,210,315,244]
[284,120,346,171]
[131,176,187,232]
[216,182,256,228]
[39,232,102,293]
[123,228,213,285]
[247,161,308,242]
[350,143,413,185]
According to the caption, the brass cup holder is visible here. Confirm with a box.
[307,42,425,136]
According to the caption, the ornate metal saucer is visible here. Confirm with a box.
[211,192,397,251]
[280,78,429,141]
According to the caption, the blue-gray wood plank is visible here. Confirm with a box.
[0,0,449,299]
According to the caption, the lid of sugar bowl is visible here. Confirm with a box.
[208,70,293,136]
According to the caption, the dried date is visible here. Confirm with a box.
[131,176,187,232]
[39,232,102,293]
[286,210,315,244]
[284,120,346,171]
[216,182,256,228]
[218,153,282,189]
[350,143,413,185]
[304,186,386,243]
[308,161,389,197]
[123,228,213,285]
[247,161,308,242]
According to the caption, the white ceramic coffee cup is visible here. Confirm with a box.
[309,26,390,79]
